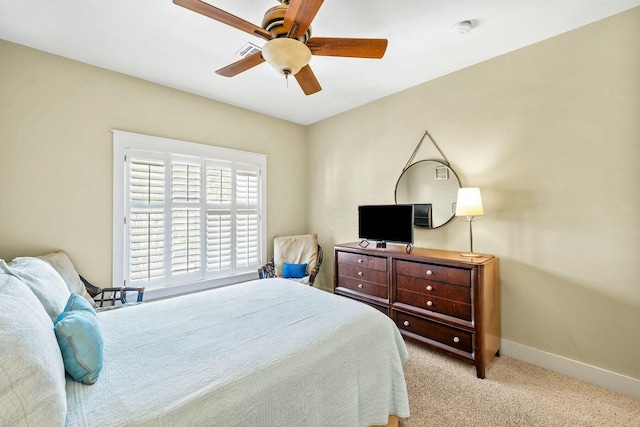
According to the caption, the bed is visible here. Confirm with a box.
[0,261,410,427]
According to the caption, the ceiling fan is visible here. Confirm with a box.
[173,0,388,95]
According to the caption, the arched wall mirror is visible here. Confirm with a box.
[394,159,461,229]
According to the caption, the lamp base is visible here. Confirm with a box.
[460,252,483,258]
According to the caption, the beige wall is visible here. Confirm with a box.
[308,8,640,379]
[0,39,308,285]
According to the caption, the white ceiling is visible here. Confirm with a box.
[1,1,638,125]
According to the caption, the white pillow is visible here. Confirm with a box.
[1,257,71,322]
[0,272,67,426]
[38,250,96,307]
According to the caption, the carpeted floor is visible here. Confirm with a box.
[399,341,640,427]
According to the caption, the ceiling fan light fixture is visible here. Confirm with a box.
[261,38,311,76]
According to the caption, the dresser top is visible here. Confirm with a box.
[335,242,496,266]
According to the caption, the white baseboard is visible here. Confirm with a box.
[501,339,640,400]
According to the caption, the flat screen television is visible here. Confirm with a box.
[358,204,414,247]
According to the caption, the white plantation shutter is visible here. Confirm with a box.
[207,211,232,272]
[171,160,202,277]
[236,212,259,268]
[172,161,201,203]
[130,158,164,204]
[129,209,164,281]
[236,168,259,206]
[207,163,232,204]
[171,208,201,275]
[128,157,165,283]
[235,165,260,269]
[115,132,266,292]
[206,161,233,273]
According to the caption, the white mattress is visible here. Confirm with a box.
[65,278,410,426]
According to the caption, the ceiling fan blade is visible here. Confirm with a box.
[173,0,272,41]
[307,37,388,58]
[215,52,265,77]
[283,0,324,39]
[295,65,322,95]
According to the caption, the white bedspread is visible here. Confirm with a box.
[65,278,410,426]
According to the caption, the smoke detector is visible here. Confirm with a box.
[452,20,472,35]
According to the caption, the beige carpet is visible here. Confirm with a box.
[399,342,639,427]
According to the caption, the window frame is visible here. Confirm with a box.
[113,130,267,300]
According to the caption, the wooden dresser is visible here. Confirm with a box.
[334,242,500,378]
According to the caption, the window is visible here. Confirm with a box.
[113,131,266,297]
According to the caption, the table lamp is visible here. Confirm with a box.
[455,187,484,257]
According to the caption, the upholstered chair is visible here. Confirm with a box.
[258,234,323,286]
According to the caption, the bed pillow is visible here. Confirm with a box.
[1,257,70,322]
[55,292,104,384]
[283,263,308,279]
[38,250,96,307]
[0,272,67,426]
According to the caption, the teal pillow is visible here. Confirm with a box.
[283,263,307,279]
[54,293,104,384]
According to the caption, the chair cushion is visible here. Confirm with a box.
[54,293,104,384]
[38,250,96,307]
[0,272,67,426]
[273,234,318,277]
[283,263,308,279]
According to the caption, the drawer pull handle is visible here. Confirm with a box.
[358,271,363,276]
[426,301,433,307]
[426,270,433,275]
[403,321,410,327]
[426,285,433,291]
[357,258,363,264]
[453,337,460,343]
[358,283,363,289]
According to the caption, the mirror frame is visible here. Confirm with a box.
[394,159,461,229]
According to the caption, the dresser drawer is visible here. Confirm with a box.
[337,251,387,271]
[396,275,470,304]
[337,263,387,285]
[395,311,472,354]
[396,259,471,287]
[396,289,471,320]
[337,275,388,299]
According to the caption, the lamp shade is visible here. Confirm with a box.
[455,187,484,217]
[261,38,312,76]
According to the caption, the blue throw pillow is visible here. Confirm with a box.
[54,293,104,385]
[283,263,307,279]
